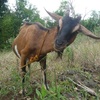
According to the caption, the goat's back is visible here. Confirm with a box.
[12,23,48,56]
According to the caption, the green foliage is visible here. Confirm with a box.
[81,10,100,32]
[55,0,67,16]
[35,83,66,100]
[0,0,8,18]
[36,86,48,100]
[0,66,21,99]
[0,12,19,49]
[0,0,45,50]
[65,47,74,63]
[0,0,10,50]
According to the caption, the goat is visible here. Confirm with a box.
[12,9,100,95]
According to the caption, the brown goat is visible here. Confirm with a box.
[12,10,100,95]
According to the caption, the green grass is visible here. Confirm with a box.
[0,36,100,99]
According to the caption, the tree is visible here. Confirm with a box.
[0,0,8,18]
[15,0,44,23]
[0,0,10,50]
[81,10,100,32]
[0,0,45,50]
[55,0,67,16]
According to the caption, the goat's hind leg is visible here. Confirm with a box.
[21,63,31,96]
[20,55,27,96]
[21,66,26,96]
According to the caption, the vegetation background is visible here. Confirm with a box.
[0,0,100,99]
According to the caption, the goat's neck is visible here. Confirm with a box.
[41,26,59,54]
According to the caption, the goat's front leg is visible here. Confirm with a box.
[39,55,49,90]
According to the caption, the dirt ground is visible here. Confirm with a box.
[1,65,100,100]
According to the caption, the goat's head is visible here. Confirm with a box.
[45,9,100,51]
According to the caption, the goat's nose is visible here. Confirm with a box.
[56,40,63,46]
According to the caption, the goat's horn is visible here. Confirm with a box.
[79,25,100,39]
[45,9,62,21]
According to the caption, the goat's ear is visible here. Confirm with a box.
[71,15,81,33]
[58,18,63,30]
[45,9,62,22]
[79,25,100,39]
[72,24,80,33]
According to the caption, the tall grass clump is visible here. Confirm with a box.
[72,35,100,69]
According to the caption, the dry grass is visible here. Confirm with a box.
[0,51,16,82]
[0,36,100,99]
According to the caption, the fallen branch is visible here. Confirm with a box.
[68,77,97,96]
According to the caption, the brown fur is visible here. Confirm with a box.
[12,23,58,67]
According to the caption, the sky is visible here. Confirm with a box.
[8,0,100,18]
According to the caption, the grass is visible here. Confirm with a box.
[0,35,100,99]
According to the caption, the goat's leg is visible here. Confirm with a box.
[39,55,49,90]
[20,55,27,96]
[28,64,31,75]
[27,64,31,83]
[21,67,26,96]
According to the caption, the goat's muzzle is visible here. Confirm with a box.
[54,39,67,51]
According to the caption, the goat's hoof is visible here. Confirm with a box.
[46,86,49,91]
[43,84,49,90]
[19,89,27,95]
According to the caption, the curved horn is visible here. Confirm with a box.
[45,9,62,21]
[79,25,100,39]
